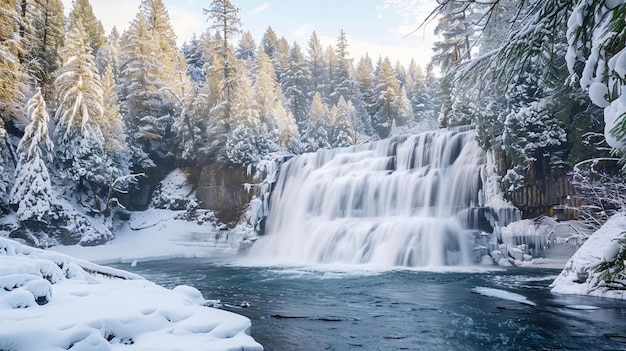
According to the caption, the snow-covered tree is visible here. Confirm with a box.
[307,31,326,95]
[10,88,53,223]
[305,92,331,151]
[68,0,105,54]
[331,96,355,147]
[254,49,299,152]
[235,30,256,63]
[204,0,241,124]
[225,66,267,165]
[0,0,27,122]
[372,56,412,139]
[100,63,129,173]
[117,13,160,170]
[181,32,205,82]
[95,28,120,80]
[54,22,113,211]
[330,29,353,105]
[22,0,65,104]
[260,26,278,59]
[282,41,311,133]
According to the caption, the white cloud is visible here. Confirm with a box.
[249,2,274,15]
[293,23,311,38]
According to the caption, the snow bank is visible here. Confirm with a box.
[0,237,262,351]
[49,208,254,265]
[551,214,626,299]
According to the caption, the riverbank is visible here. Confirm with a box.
[0,236,263,351]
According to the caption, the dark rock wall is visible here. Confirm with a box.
[196,164,255,226]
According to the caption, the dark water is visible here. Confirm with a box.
[112,259,626,351]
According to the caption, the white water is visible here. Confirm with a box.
[250,127,517,267]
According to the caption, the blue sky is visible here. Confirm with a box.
[64,0,438,69]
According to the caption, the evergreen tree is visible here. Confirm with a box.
[307,31,325,95]
[323,45,336,104]
[117,13,159,169]
[95,28,120,80]
[304,92,331,151]
[54,22,114,211]
[100,63,129,173]
[282,42,312,133]
[204,0,241,125]
[372,57,412,138]
[260,26,278,59]
[235,30,256,62]
[68,0,105,54]
[23,0,65,104]
[181,32,205,82]
[254,49,299,152]
[225,65,266,165]
[10,88,53,223]
[431,1,476,73]
[331,96,355,147]
[330,29,353,105]
[0,0,27,122]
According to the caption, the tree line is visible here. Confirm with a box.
[0,0,438,244]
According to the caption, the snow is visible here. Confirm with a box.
[551,214,626,299]
[0,237,262,351]
[471,286,537,306]
[49,208,253,265]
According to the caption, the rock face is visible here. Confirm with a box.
[195,164,255,226]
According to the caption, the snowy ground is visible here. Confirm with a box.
[551,214,626,299]
[50,208,254,265]
[0,236,262,351]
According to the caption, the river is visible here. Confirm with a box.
[112,259,626,351]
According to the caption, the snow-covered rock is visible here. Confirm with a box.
[0,237,262,350]
[551,214,626,299]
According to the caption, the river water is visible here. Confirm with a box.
[113,259,626,351]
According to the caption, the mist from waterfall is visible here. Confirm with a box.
[249,127,518,267]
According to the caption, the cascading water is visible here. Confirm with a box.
[249,127,519,267]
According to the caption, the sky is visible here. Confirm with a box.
[62,0,438,69]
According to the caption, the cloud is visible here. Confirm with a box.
[293,23,311,38]
[249,2,274,15]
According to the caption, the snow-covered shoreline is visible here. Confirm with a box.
[0,219,263,351]
[49,208,254,265]
[551,214,626,299]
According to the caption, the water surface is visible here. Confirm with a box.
[113,259,626,351]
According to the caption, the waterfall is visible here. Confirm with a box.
[249,127,519,267]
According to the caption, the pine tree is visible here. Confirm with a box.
[0,0,27,121]
[330,29,353,105]
[95,28,120,81]
[331,96,354,147]
[54,22,113,211]
[204,0,241,125]
[254,49,299,151]
[117,12,161,169]
[307,31,325,95]
[181,32,205,82]
[23,0,65,104]
[68,0,105,54]
[10,88,53,223]
[225,65,266,165]
[260,26,278,59]
[305,92,331,151]
[282,42,312,133]
[235,30,256,62]
[431,1,476,74]
[372,57,412,138]
[100,63,129,173]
